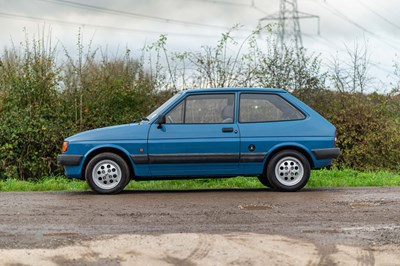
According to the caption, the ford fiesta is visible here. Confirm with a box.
[57,88,340,194]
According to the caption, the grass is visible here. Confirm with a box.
[308,168,400,187]
[0,169,399,192]
[0,177,87,192]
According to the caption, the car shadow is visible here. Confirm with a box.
[64,187,334,195]
[121,188,272,194]
[120,187,335,194]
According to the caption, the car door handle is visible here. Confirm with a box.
[222,127,234,133]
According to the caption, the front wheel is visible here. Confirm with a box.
[85,153,130,194]
[266,150,310,192]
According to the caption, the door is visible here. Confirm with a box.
[148,93,240,177]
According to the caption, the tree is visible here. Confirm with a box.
[145,25,326,91]
[329,40,373,93]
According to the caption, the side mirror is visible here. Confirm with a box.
[156,114,166,129]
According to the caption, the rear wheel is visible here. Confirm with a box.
[85,153,130,194]
[266,150,310,192]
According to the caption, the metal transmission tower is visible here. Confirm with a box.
[259,0,320,52]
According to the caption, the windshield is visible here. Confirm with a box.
[146,92,182,121]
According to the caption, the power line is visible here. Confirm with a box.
[314,0,400,53]
[356,0,400,32]
[186,0,268,15]
[303,32,337,51]
[319,1,375,35]
[185,0,252,7]
[34,0,249,31]
[252,5,268,16]
[302,32,393,75]
[0,11,238,39]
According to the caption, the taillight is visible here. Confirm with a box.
[61,141,69,153]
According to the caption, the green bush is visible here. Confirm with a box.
[0,37,75,179]
[295,89,400,171]
[0,33,158,180]
[62,53,156,130]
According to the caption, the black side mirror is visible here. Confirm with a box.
[156,114,166,129]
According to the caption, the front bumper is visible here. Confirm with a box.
[57,154,83,166]
[311,148,340,160]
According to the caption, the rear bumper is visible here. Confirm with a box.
[312,148,340,160]
[57,154,83,166]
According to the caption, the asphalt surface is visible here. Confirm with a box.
[0,187,399,248]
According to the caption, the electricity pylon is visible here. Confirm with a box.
[259,0,320,52]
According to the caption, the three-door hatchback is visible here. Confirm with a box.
[58,88,340,194]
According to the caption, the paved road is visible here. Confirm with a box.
[1,187,400,265]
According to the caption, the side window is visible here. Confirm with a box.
[166,100,184,124]
[239,93,305,123]
[185,94,235,124]
[166,93,235,124]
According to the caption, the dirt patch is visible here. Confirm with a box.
[1,233,398,266]
[0,187,399,263]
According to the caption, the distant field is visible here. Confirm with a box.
[0,169,399,192]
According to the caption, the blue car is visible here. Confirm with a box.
[58,88,339,194]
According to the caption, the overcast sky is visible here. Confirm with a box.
[1,0,400,91]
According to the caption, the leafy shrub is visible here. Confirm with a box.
[62,49,156,130]
[295,89,400,171]
[0,32,157,180]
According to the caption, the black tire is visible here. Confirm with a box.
[257,175,273,188]
[266,150,310,192]
[85,152,130,194]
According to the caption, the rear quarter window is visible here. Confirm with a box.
[239,93,306,123]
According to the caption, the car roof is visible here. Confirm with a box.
[181,88,287,94]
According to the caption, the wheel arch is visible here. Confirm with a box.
[264,144,314,170]
[81,146,135,180]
